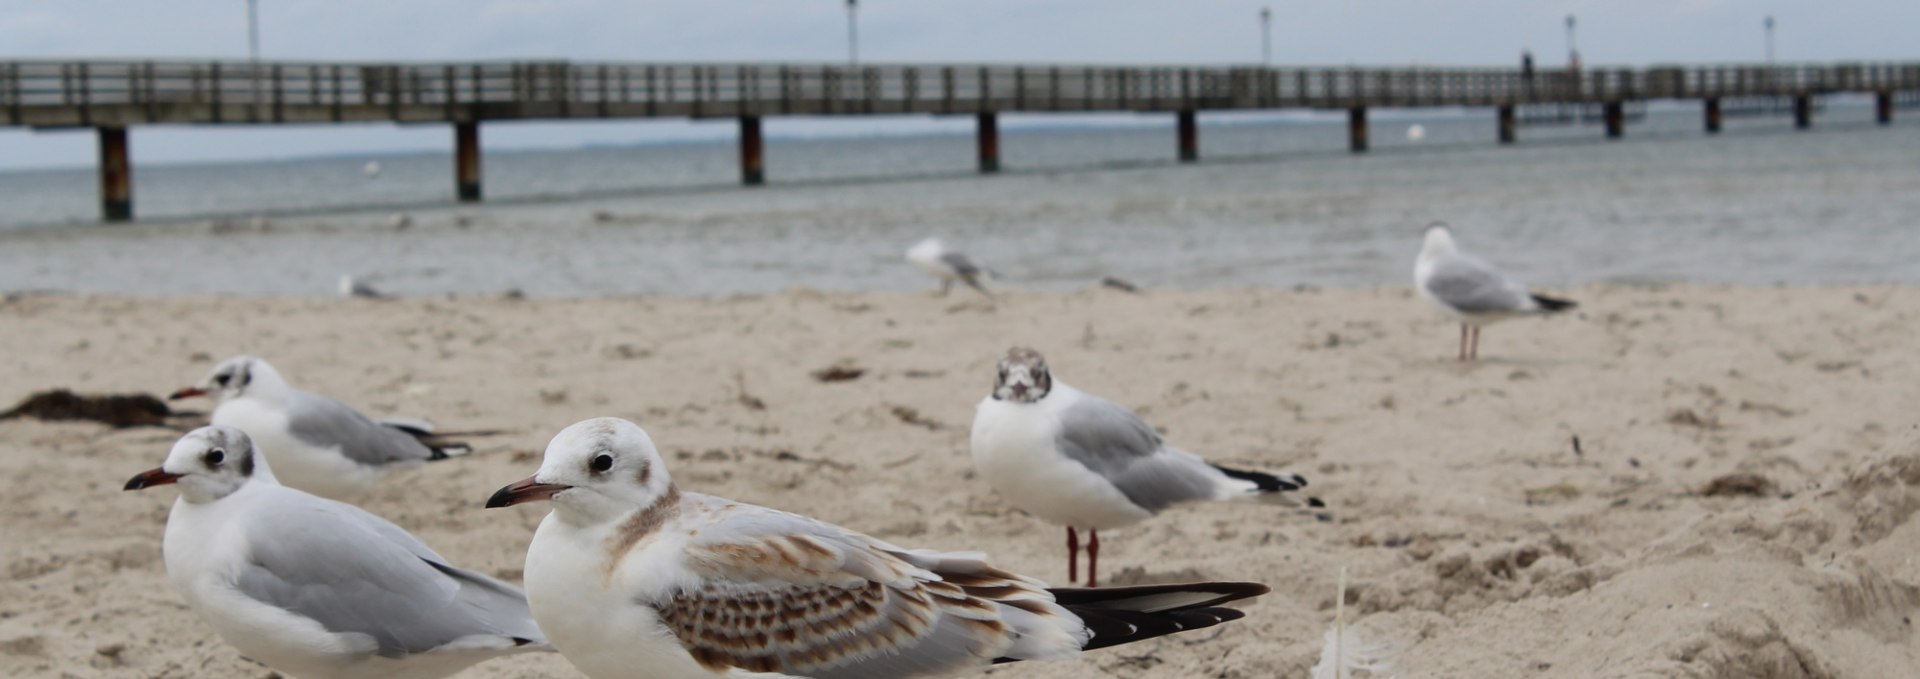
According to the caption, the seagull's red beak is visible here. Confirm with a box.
[168,387,207,400]
[486,476,571,508]
[124,467,183,491]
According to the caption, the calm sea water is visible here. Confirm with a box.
[0,101,1914,296]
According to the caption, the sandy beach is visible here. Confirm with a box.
[3,283,1917,678]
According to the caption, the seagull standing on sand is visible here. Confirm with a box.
[486,417,1269,679]
[971,348,1321,587]
[906,237,992,296]
[124,426,548,679]
[1414,222,1577,361]
[170,355,469,500]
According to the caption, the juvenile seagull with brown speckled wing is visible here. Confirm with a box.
[487,417,1269,679]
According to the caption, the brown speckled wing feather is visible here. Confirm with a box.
[654,512,1084,678]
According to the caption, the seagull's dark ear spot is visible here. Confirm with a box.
[238,450,254,477]
[636,460,651,486]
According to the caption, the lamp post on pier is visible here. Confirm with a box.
[1564,14,1577,65]
[846,0,860,67]
[246,0,261,110]
[1764,16,1775,66]
[1260,6,1272,66]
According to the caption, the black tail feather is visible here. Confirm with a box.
[993,582,1267,663]
[1530,293,1577,312]
[1071,606,1248,652]
[383,423,476,461]
[425,442,471,461]
[1212,464,1306,492]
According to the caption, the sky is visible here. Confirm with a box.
[3,0,1915,170]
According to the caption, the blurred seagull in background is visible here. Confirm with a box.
[125,426,548,679]
[170,356,470,500]
[339,274,386,299]
[486,417,1269,678]
[1414,222,1577,361]
[907,237,993,297]
[971,347,1322,587]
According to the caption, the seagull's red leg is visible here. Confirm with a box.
[1087,529,1101,588]
[1066,527,1079,584]
[1458,324,1469,361]
[1470,326,1481,360]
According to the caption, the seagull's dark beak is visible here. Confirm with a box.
[124,467,183,491]
[486,476,570,508]
[168,387,207,400]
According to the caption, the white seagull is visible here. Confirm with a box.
[170,356,470,500]
[124,426,548,679]
[1414,222,1577,361]
[971,347,1322,587]
[906,238,992,297]
[486,417,1269,679]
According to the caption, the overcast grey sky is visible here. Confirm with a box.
[4,1,1914,169]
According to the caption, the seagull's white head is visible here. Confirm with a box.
[992,346,1053,404]
[906,238,946,265]
[1419,221,1459,262]
[487,417,676,524]
[124,425,268,503]
[170,355,291,404]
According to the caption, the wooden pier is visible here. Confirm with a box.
[3,59,1916,221]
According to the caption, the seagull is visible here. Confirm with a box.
[1414,222,1577,361]
[124,426,548,679]
[486,417,1269,679]
[169,355,469,500]
[339,274,387,299]
[971,347,1322,587]
[906,237,992,297]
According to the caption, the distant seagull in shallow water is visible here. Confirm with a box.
[339,274,386,299]
[125,426,548,679]
[170,356,469,500]
[1414,222,1577,361]
[907,237,992,296]
[971,347,1321,587]
[363,161,383,177]
[486,417,1269,678]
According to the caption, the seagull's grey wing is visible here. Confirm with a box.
[284,390,437,466]
[234,494,544,658]
[660,502,1076,677]
[1423,254,1532,314]
[1055,397,1229,512]
[940,252,989,293]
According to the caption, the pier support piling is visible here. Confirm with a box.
[1176,109,1198,162]
[1704,98,1722,134]
[454,122,482,202]
[976,112,1000,174]
[1876,91,1893,125]
[97,126,132,222]
[1347,106,1368,153]
[1793,95,1812,129]
[1497,105,1516,144]
[739,115,764,185]
[1603,102,1625,139]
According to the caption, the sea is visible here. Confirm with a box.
[1,100,1914,297]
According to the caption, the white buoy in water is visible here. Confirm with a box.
[363,161,383,177]
[1406,124,1427,141]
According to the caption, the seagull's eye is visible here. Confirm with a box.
[590,454,614,473]
[214,374,231,387]
[204,448,225,466]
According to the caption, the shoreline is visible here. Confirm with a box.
[4,283,1917,677]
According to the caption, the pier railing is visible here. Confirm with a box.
[5,59,1919,126]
